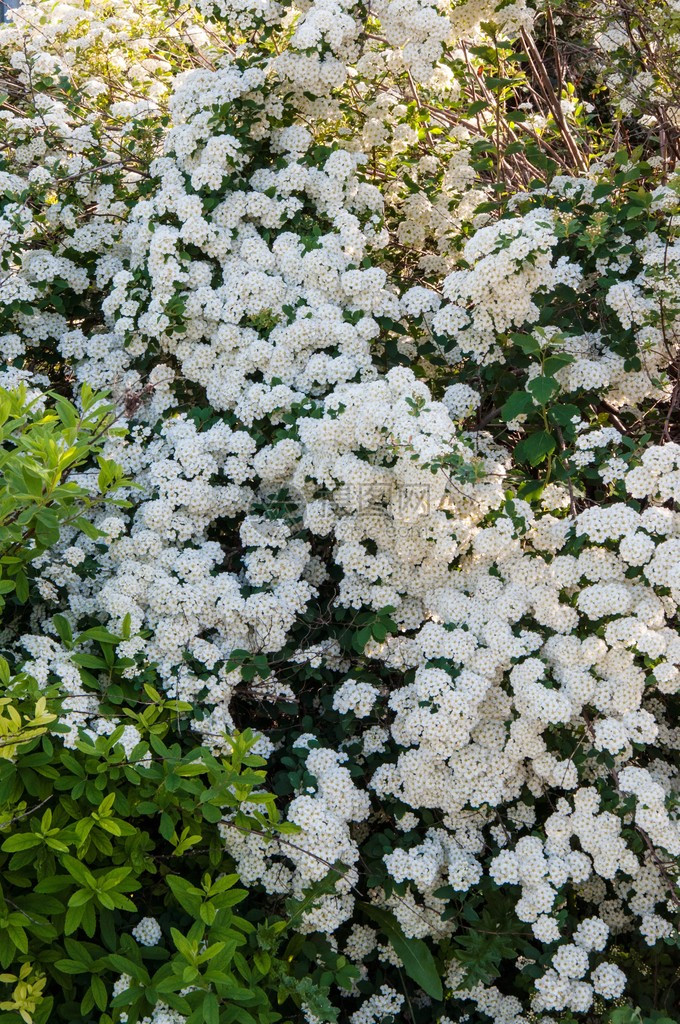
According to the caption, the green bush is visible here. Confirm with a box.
[0,633,353,1024]
[0,382,126,757]
[0,382,354,1023]
[0,382,126,612]
[0,670,298,1024]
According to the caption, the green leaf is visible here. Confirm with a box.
[515,430,556,466]
[500,391,533,422]
[2,833,42,852]
[543,353,574,375]
[54,396,78,428]
[466,100,487,115]
[371,622,387,641]
[75,627,120,645]
[7,924,27,953]
[71,653,108,669]
[171,927,196,961]
[548,403,580,427]
[53,613,73,647]
[203,993,219,1024]
[607,1007,643,1024]
[510,332,541,355]
[91,974,108,1011]
[360,903,443,1001]
[22,467,44,498]
[73,517,106,540]
[54,959,91,975]
[34,508,60,547]
[527,375,558,406]
[64,904,85,936]
[62,854,96,887]
[253,950,271,975]
[15,570,28,603]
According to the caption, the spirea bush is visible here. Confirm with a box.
[0,0,679,1022]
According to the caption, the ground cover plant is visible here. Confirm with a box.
[0,0,679,1021]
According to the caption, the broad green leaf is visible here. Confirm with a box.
[53,613,73,646]
[360,903,443,1001]
[515,430,556,466]
[501,391,533,422]
[2,833,42,852]
[527,375,558,406]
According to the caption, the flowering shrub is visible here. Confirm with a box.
[1,0,680,1022]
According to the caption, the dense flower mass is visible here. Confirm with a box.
[1,0,680,1021]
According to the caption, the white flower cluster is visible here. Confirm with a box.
[432,209,583,362]
[3,0,680,1020]
[132,916,162,947]
[223,741,369,933]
